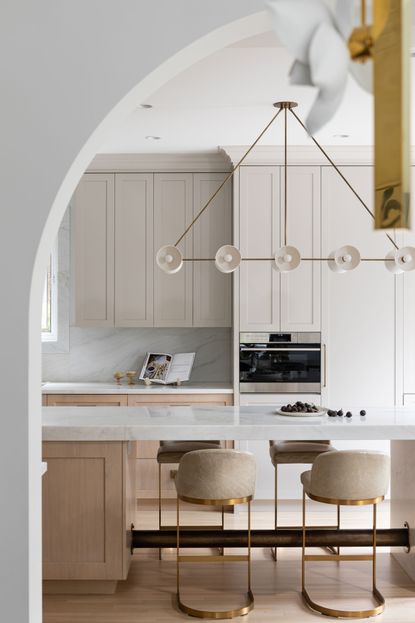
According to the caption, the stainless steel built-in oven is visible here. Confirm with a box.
[239,332,322,393]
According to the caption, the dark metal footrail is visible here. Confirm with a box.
[132,528,408,550]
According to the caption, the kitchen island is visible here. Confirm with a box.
[42,405,415,592]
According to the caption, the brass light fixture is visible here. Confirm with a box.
[348,0,411,230]
[156,101,415,276]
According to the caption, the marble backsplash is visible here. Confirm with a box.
[42,327,232,383]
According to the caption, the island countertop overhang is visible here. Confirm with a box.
[42,405,415,441]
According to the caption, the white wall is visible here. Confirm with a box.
[0,3,267,622]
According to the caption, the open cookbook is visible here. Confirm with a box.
[139,352,195,384]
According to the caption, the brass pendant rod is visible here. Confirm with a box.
[174,107,283,248]
[289,108,399,250]
[284,106,288,246]
[183,257,394,262]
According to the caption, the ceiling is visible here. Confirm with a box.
[101,29,415,154]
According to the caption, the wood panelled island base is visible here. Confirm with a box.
[42,440,136,594]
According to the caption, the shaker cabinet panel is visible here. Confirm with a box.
[321,166,395,406]
[73,174,114,326]
[280,167,321,331]
[239,167,281,331]
[154,174,193,327]
[42,441,136,582]
[114,173,153,327]
[193,173,232,327]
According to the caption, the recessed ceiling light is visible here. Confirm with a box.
[137,104,153,109]
[333,134,350,138]
[145,135,161,140]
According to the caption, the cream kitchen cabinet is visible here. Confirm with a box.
[114,173,153,327]
[239,166,281,331]
[73,173,114,327]
[73,172,231,328]
[280,167,321,331]
[153,173,193,327]
[238,166,321,332]
[321,166,395,406]
[193,173,232,327]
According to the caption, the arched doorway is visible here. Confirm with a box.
[13,7,270,622]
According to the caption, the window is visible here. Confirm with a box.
[41,208,70,353]
[41,243,58,342]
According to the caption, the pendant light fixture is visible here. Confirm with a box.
[156,101,413,276]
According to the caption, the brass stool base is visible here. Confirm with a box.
[302,587,385,619]
[176,590,254,620]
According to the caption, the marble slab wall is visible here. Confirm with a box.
[42,326,232,383]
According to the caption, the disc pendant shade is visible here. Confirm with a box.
[156,245,183,274]
[274,246,301,272]
[385,246,415,273]
[215,245,241,273]
[328,245,361,273]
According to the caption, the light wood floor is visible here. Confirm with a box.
[43,501,415,622]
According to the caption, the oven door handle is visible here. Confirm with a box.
[240,348,321,352]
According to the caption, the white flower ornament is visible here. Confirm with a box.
[267,0,372,133]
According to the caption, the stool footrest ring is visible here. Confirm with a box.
[302,587,385,619]
[176,590,254,620]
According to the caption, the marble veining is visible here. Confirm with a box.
[42,327,232,383]
[42,405,415,441]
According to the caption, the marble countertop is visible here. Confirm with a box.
[42,405,415,441]
[41,382,233,395]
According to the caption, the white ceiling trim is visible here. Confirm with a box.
[88,152,232,172]
[220,145,379,166]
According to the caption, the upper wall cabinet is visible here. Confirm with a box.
[280,167,321,331]
[238,166,321,332]
[239,167,281,331]
[74,171,232,328]
[193,173,232,327]
[74,173,114,327]
[153,173,193,327]
[114,174,153,327]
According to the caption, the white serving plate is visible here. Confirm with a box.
[275,407,327,417]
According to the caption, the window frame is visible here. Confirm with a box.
[42,210,70,354]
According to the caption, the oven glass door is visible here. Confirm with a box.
[240,344,321,385]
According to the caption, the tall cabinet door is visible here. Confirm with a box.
[73,173,114,327]
[280,167,321,331]
[114,173,153,327]
[239,166,280,331]
[193,173,232,327]
[402,167,415,398]
[154,173,193,327]
[322,166,395,406]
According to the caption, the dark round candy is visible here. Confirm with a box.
[337,409,344,416]
[327,409,337,417]
[360,410,366,416]
[345,411,352,418]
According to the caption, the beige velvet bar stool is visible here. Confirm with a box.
[301,450,390,619]
[157,440,222,559]
[175,449,256,620]
[269,440,339,560]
